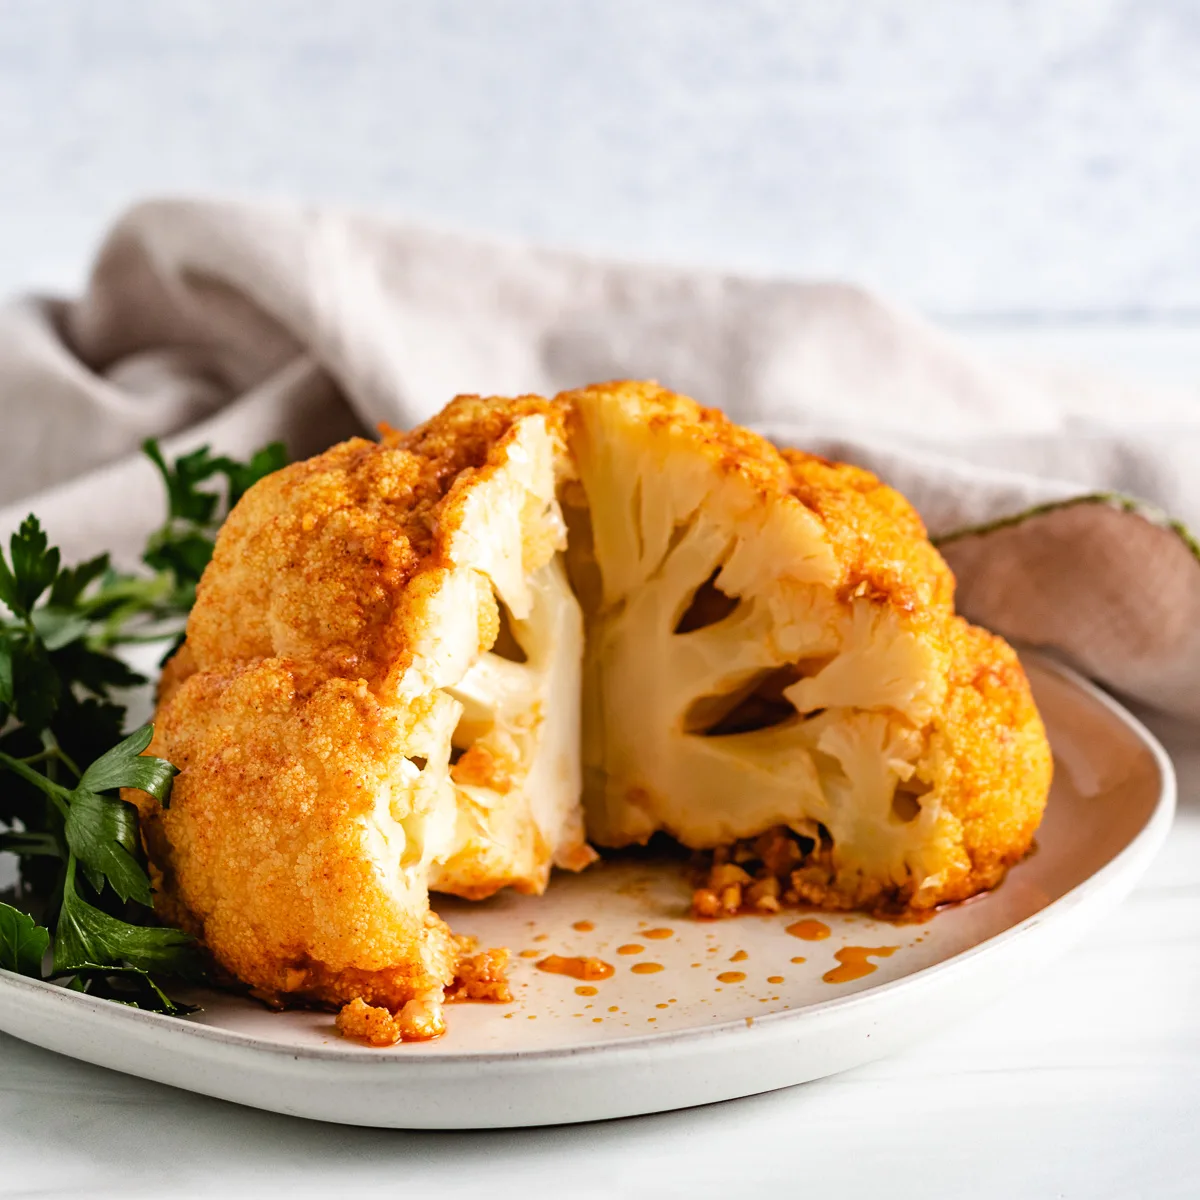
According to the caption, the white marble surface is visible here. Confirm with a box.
[4,0,1200,316]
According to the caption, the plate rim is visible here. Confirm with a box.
[0,651,1177,1071]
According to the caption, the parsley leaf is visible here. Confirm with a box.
[53,860,200,978]
[79,724,177,801]
[48,553,110,609]
[141,437,287,599]
[143,442,224,526]
[0,517,60,619]
[64,790,151,906]
[0,902,50,977]
[7,631,61,732]
[61,965,200,1015]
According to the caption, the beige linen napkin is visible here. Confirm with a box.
[2,198,1197,717]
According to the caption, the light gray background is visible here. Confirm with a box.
[4,0,1200,317]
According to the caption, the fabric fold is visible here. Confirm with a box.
[2,197,1198,716]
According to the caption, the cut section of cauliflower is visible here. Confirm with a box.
[135,396,588,1022]
[563,381,1049,913]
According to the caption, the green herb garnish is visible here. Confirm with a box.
[0,438,287,1013]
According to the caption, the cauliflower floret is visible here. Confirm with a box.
[138,396,589,1019]
[133,660,464,1014]
[564,381,1050,912]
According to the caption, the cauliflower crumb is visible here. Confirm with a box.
[446,946,514,1003]
[336,998,404,1047]
[336,993,450,1046]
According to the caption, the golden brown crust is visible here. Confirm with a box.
[561,380,793,511]
[335,997,407,1046]
[922,618,1052,903]
[156,642,197,708]
[781,449,956,616]
[446,945,514,1003]
[134,657,460,1011]
[185,395,563,688]
[138,394,563,1022]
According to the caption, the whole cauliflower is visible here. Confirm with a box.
[132,380,1051,1036]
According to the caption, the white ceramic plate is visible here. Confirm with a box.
[0,654,1174,1128]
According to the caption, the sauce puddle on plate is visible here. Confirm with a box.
[536,955,615,981]
[786,919,831,941]
[823,946,898,984]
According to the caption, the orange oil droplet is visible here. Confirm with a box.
[790,956,807,964]
[575,985,598,996]
[823,945,898,985]
[655,1002,669,1009]
[617,943,644,955]
[767,975,784,984]
[631,962,664,974]
[592,1017,602,1023]
[643,927,674,940]
[608,1005,619,1012]
[572,920,595,932]
[536,955,615,981]
[717,971,747,983]
[519,949,540,958]
[786,919,831,941]
[729,949,748,962]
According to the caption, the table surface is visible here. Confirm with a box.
[4,327,1199,1200]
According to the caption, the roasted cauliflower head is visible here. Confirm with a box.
[132,379,1050,1033]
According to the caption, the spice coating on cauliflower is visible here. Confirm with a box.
[135,660,463,1012]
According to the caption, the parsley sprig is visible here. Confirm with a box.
[143,439,287,616]
[0,438,285,1013]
